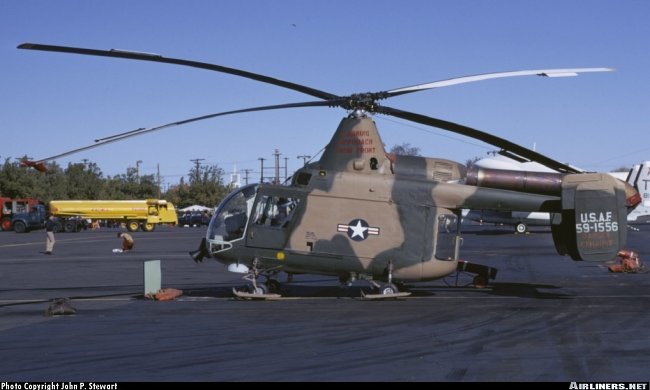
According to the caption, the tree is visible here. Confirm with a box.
[184,163,230,208]
[30,163,67,202]
[389,143,421,156]
[105,167,158,199]
[64,162,105,199]
[465,156,482,170]
[0,158,34,197]
[165,177,188,208]
[0,155,231,207]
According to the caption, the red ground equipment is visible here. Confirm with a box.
[608,250,645,273]
[1,197,42,231]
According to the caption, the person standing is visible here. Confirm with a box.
[117,232,134,252]
[44,214,56,255]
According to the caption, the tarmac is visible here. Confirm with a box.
[0,224,649,382]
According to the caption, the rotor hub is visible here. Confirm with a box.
[340,92,388,112]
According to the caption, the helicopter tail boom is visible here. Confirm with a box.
[466,168,639,261]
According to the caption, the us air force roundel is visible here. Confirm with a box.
[337,219,380,241]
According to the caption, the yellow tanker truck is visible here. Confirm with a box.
[49,199,178,233]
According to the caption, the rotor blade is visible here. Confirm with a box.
[376,105,581,174]
[385,68,614,97]
[18,43,339,101]
[31,100,333,164]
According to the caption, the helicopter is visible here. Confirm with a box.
[17,43,641,298]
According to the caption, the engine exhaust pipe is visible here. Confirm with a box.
[466,166,641,208]
[466,166,563,196]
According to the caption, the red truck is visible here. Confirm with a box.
[1,197,42,231]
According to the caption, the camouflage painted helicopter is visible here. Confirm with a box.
[18,43,640,298]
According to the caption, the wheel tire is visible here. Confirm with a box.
[126,220,140,232]
[64,220,77,233]
[53,222,63,233]
[266,279,282,293]
[515,223,528,234]
[1,217,11,231]
[13,221,26,233]
[249,283,268,295]
[379,283,399,295]
[141,223,156,232]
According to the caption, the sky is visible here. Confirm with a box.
[1,1,649,188]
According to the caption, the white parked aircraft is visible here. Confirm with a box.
[464,156,650,233]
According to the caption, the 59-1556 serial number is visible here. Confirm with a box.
[575,221,618,233]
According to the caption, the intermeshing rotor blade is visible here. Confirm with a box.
[32,100,333,163]
[385,68,614,97]
[18,43,339,101]
[18,42,606,174]
[376,105,581,174]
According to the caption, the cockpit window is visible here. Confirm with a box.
[435,214,460,261]
[252,196,299,228]
[208,184,257,243]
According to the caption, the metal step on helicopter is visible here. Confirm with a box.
[18,43,640,299]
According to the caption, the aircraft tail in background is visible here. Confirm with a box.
[624,161,650,223]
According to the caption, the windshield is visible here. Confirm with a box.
[207,184,258,252]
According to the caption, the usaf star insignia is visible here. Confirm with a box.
[337,219,380,241]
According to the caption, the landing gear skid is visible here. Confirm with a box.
[232,287,281,300]
[456,260,498,288]
[361,261,411,300]
[361,287,411,300]
[232,258,283,300]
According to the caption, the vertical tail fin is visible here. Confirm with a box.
[624,161,650,223]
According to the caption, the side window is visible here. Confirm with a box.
[435,214,460,261]
[253,196,299,228]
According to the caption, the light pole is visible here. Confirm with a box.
[284,157,288,182]
[258,157,266,183]
[297,155,311,166]
[273,149,281,184]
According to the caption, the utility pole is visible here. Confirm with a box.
[242,169,253,185]
[136,160,143,183]
[297,154,311,166]
[273,149,281,184]
[258,157,266,183]
[284,157,289,182]
[190,158,204,182]
[156,163,161,198]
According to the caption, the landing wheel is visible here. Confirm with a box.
[378,283,399,295]
[249,283,269,295]
[265,279,282,294]
[515,223,528,234]
[473,275,488,289]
